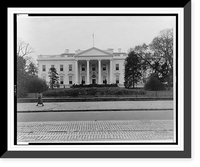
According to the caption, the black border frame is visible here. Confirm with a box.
[2,2,191,158]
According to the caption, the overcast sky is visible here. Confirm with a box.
[17,15,175,60]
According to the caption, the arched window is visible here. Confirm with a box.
[42,75,46,81]
[69,76,73,84]
[60,76,64,84]
[81,76,85,84]
[116,75,119,84]
[42,65,46,72]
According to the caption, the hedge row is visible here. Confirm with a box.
[43,87,146,97]
[70,83,118,88]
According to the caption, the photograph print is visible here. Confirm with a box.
[16,14,177,145]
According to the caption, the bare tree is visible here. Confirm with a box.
[16,38,35,97]
[17,38,34,57]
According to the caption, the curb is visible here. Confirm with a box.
[17,97,173,103]
[17,108,173,113]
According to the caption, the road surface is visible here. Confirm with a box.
[17,110,174,142]
[17,110,173,122]
[17,101,174,142]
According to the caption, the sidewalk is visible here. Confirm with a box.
[17,101,173,112]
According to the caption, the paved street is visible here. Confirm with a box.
[17,101,174,143]
[17,120,174,142]
[18,110,173,122]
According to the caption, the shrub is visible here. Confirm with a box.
[43,89,59,97]
[43,87,147,97]
[115,90,124,95]
[99,90,106,96]
[70,83,118,88]
[138,89,146,95]
[17,84,28,97]
[43,89,79,97]
[86,88,98,96]
[144,76,165,91]
[26,77,49,93]
[66,89,79,97]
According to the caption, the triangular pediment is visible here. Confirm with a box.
[75,47,112,57]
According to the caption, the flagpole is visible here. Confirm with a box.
[93,32,94,47]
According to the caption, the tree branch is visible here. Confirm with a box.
[137,52,166,76]
[17,39,34,57]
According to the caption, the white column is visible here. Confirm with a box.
[98,59,101,84]
[86,60,90,84]
[75,60,78,84]
[110,59,113,84]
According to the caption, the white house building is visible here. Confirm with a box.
[37,47,128,87]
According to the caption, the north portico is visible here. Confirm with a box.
[74,47,114,85]
[37,47,127,87]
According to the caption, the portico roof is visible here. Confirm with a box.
[74,47,113,58]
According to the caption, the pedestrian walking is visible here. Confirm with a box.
[36,92,44,106]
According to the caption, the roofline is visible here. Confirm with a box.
[74,47,113,57]
[37,59,75,61]
[113,52,127,54]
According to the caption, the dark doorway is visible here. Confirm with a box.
[92,79,96,84]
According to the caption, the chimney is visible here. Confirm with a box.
[37,54,42,59]
[65,49,69,54]
[107,48,113,54]
[118,48,121,53]
[75,49,81,53]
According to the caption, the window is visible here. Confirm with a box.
[60,76,64,84]
[103,64,106,71]
[42,65,46,72]
[103,75,107,84]
[69,76,72,84]
[81,76,85,84]
[42,76,46,81]
[51,65,55,68]
[69,64,72,71]
[82,65,85,71]
[116,75,119,84]
[92,64,95,71]
[60,65,63,71]
[116,64,119,71]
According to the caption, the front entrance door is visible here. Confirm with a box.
[92,79,96,84]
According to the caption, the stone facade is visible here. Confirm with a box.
[37,47,127,87]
